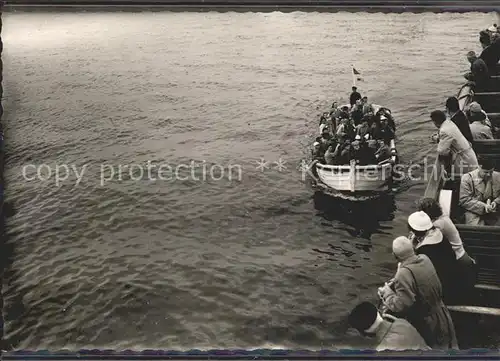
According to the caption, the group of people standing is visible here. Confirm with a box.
[347,24,500,351]
[349,196,476,350]
[429,95,500,226]
[312,88,396,167]
[465,24,500,92]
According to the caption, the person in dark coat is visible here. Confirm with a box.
[445,97,473,143]
[407,211,457,303]
[351,100,364,126]
[480,32,500,73]
[378,236,458,350]
[349,138,377,166]
[350,86,362,107]
[372,115,395,144]
[417,198,477,304]
[465,51,490,91]
[348,301,430,351]
[311,138,325,163]
[356,115,372,139]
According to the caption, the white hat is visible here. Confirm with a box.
[380,115,387,120]
[313,141,320,147]
[355,134,361,140]
[408,211,433,232]
[488,25,497,32]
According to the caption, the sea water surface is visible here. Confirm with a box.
[1,10,497,350]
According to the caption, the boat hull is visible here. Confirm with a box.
[313,139,397,193]
[315,161,393,192]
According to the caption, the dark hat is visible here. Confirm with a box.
[478,156,495,171]
[348,302,378,333]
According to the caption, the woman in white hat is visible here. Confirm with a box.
[407,211,457,303]
[417,198,477,303]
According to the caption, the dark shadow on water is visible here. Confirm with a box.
[0,199,29,351]
[312,191,397,240]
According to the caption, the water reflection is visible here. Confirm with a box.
[312,191,397,240]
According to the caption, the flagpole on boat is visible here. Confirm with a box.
[351,64,356,88]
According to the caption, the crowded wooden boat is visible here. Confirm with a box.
[308,99,398,194]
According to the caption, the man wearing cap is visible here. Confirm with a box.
[459,157,500,226]
[430,110,479,177]
[378,236,458,349]
[465,51,490,91]
[348,301,430,351]
[467,102,496,139]
[372,115,395,145]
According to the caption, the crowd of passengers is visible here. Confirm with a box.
[348,154,500,351]
[345,24,500,351]
[312,90,396,166]
[464,24,500,92]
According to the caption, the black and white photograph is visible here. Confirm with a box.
[1,1,500,353]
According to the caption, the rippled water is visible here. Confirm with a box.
[1,10,497,350]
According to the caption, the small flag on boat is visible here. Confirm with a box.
[352,67,362,81]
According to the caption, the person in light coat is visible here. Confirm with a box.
[378,236,458,350]
[466,102,497,139]
[430,110,479,177]
[459,157,500,226]
[348,301,430,351]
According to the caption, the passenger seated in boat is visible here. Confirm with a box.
[480,32,500,73]
[459,157,500,226]
[375,140,391,162]
[350,86,362,107]
[349,138,377,166]
[356,115,372,139]
[339,106,350,120]
[464,51,490,91]
[337,139,353,165]
[320,123,332,142]
[407,211,457,303]
[430,110,479,177]
[376,108,396,131]
[324,138,340,165]
[378,236,458,349]
[336,117,355,140]
[372,115,395,144]
[445,97,473,143]
[348,301,430,351]
[319,115,334,135]
[312,139,325,162]
[417,198,477,303]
